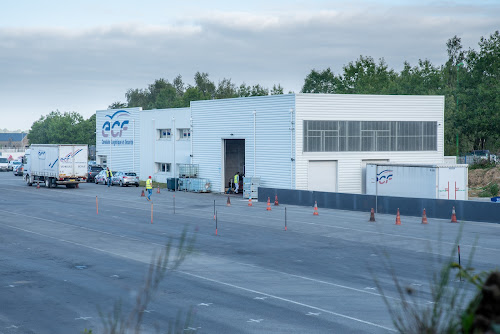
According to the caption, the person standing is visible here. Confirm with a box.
[146,176,153,201]
[106,167,113,187]
[233,172,240,194]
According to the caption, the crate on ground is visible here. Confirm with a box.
[243,176,260,199]
[188,178,211,192]
[178,164,199,178]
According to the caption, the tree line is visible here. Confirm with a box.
[28,30,499,156]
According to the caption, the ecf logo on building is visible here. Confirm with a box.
[102,110,130,138]
[377,170,393,184]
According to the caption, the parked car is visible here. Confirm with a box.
[0,157,8,172]
[111,171,140,187]
[13,164,24,176]
[95,170,117,185]
[8,160,22,171]
[87,165,104,182]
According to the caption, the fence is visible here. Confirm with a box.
[258,187,500,224]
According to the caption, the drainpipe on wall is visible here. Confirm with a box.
[253,110,256,177]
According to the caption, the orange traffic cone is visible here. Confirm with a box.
[395,208,402,225]
[227,196,231,206]
[266,197,272,211]
[451,207,457,223]
[274,195,279,206]
[157,185,160,194]
[422,209,428,224]
[369,208,375,222]
[248,198,253,207]
[36,181,40,189]
[141,189,145,197]
[313,201,319,216]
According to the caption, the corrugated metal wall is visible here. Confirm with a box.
[140,108,191,183]
[96,107,141,174]
[191,95,295,193]
[295,94,445,194]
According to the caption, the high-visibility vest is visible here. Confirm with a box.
[106,170,112,177]
[146,179,153,189]
[234,174,239,185]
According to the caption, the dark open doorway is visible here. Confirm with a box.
[224,139,245,193]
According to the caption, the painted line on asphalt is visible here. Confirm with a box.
[0,222,396,332]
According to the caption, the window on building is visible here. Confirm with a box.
[178,128,191,140]
[303,120,437,152]
[158,129,171,139]
[156,162,171,173]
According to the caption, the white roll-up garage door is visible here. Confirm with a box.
[308,160,337,192]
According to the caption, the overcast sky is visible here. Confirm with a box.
[0,0,498,131]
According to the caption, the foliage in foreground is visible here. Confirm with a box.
[94,229,195,334]
[375,233,500,334]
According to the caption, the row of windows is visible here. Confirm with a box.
[303,121,437,152]
[157,128,191,140]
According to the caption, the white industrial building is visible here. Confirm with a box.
[192,93,444,194]
[96,107,192,183]
[97,93,445,194]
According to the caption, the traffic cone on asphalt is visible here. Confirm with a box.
[266,197,272,211]
[248,198,253,207]
[451,207,458,223]
[422,209,428,224]
[369,208,375,222]
[274,195,279,206]
[395,208,402,225]
[313,201,319,216]
[36,181,40,189]
[227,196,231,206]
[141,189,145,197]
[157,185,160,194]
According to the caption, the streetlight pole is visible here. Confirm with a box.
[456,62,464,159]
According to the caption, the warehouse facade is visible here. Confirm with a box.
[97,93,445,194]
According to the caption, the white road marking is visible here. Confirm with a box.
[141,309,154,313]
[6,285,15,288]
[364,287,376,290]
[0,223,397,332]
[75,317,92,320]
[110,275,119,278]
[247,319,264,323]
[307,312,321,316]
[411,283,423,287]
[254,296,268,300]
[197,303,212,306]
[6,325,19,329]
[184,327,201,331]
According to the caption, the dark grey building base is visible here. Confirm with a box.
[258,187,500,224]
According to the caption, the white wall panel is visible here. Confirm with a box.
[140,108,191,183]
[295,94,445,194]
[191,95,295,193]
[96,107,141,174]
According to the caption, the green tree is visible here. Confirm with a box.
[194,72,216,99]
[28,111,95,146]
[108,102,128,109]
[301,68,339,93]
[215,78,238,99]
[270,84,284,95]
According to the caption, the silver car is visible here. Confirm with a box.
[111,172,140,187]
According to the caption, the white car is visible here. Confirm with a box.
[8,160,22,171]
[0,157,8,172]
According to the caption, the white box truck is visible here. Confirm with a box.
[24,144,88,188]
[366,163,468,200]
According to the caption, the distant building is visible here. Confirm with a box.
[0,132,29,148]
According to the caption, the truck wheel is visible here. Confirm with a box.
[136,184,139,187]
[45,179,51,188]
[26,176,32,186]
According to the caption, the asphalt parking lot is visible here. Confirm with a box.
[1,172,499,333]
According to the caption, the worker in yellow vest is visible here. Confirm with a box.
[146,176,153,201]
[106,167,113,187]
[234,172,240,194]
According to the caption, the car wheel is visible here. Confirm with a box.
[26,175,32,186]
[95,179,98,184]
[136,184,139,187]
[119,181,123,187]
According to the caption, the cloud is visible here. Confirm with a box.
[0,2,499,129]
